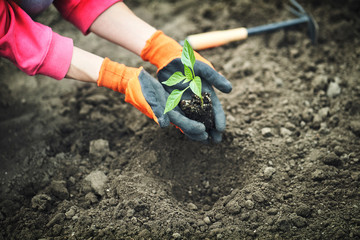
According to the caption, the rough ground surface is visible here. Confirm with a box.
[1,0,360,239]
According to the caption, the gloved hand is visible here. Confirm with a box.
[141,30,232,143]
[97,58,170,127]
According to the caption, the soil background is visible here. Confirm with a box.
[1,0,360,239]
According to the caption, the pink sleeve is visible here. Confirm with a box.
[54,0,122,35]
[0,1,73,80]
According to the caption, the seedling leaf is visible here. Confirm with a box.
[184,65,193,80]
[162,72,186,86]
[164,88,187,114]
[181,40,196,70]
[183,77,192,84]
[189,76,202,99]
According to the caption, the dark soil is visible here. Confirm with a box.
[180,92,214,131]
[1,0,360,239]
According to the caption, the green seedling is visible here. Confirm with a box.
[162,40,203,114]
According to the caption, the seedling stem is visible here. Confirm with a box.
[162,40,203,114]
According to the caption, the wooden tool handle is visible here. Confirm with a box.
[186,27,248,50]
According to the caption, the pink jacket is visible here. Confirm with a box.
[0,0,121,80]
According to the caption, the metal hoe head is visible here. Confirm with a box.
[287,0,318,44]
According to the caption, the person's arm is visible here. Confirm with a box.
[65,47,103,83]
[54,0,154,56]
[89,2,156,56]
[54,0,216,142]
[52,0,157,79]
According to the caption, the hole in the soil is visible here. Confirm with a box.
[169,158,247,209]
[171,178,235,209]
[150,141,253,210]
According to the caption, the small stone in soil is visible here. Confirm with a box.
[327,81,341,98]
[65,207,76,219]
[244,200,255,209]
[89,139,109,160]
[296,204,312,218]
[322,152,342,166]
[280,127,292,137]
[85,192,98,204]
[172,233,181,239]
[312,169,326,181]
[261,128,273,137]
[31,194,52,211]
[50,180,69,200]
[267,208,278,215]
[204,216,211,224]
[46,213,65,228]
[290,214,307,228]
[187,202,198,211]
[349,121,360,136]
[85,170,108,196]
[264,167,276,179]
[225,199,241,214]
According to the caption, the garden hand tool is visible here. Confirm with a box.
[183,0,318,50]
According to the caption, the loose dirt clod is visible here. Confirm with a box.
[85,170,108,196]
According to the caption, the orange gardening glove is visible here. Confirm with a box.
[141,31,232,143]
[97,58,170,128]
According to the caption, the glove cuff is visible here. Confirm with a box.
[97,58,141,94]
[140,30,182,71]
[141,30,214,71]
